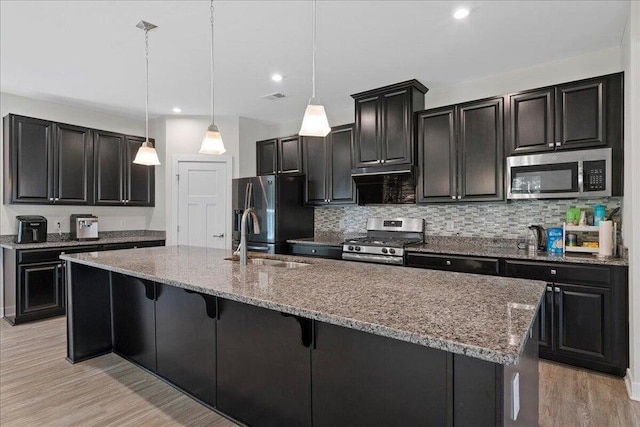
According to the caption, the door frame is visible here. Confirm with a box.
[170,154,233,248]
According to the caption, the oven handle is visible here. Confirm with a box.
[577,160,584,194]
[342,252,404,265]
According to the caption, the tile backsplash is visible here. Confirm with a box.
[314,198,623,239]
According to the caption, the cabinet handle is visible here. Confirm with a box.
[548,143,555,148]
[212,233,225,238]
[49,198,54,202]
[311,249,317,253]
[554,287,561,293]
[556,141,562,147]
[451,196,456,200]
[546,286,553,292]
[445,260,452,266]
[280,312,313,348]
[550,269,557,275]
[381,159,386,164]
[457,195,461,200]
[55,198,60,201]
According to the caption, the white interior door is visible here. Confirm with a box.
[177,160,229,249]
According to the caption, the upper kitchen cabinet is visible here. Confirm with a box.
[352,80,428,168]
[3,114,93,205]
[507,73,623,155]
[94,131,155,206]
[417,97,504,203]
[257,136,303,176]
[303,124,357,206]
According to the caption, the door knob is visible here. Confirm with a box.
[213,233,225,238]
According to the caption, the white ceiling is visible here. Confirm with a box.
[0,1,630,123]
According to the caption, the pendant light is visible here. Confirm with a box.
[299,0,330,137]
[133,20,161,166]
[200,0,226,155]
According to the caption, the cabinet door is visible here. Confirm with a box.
[354,95,381,167]
[538,285,554,352]
[312,322,447,427]
[328,124,356,204]
[381,89,411,165]
[94,130,125,205]
[7,115,54,203]
[124,136,155,206]
[416,107,457,202]
[217,299,312,427]
[55,123,93,204]
[554,283,611,363]
[458,97,504,202]
[256,139,277,175]
[278,135,303,174]
[112,274,156,372]
[156,284,216,407]
[19,262,65,318]
[303,136,328,205]
[555,79,606,150]
[508,88,555,154]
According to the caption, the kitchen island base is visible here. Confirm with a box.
[66,262,539,426]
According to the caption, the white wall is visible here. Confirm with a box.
[0,92,155,235]
[238,116,280,178]
[622,1,640,401]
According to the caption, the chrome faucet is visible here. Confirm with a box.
[234,207,261,265]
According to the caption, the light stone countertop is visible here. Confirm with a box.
[0,230,166,250]
[61,245,545,366]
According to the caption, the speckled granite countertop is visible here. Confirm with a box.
[287,231,365,246]
[0,230,166,250]
[61,246,545,365]
[406,237,629,267]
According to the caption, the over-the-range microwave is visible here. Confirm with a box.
[506,147,612,199]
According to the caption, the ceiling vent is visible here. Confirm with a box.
[262,92,286,100]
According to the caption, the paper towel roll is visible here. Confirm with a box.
[599,220,614,256]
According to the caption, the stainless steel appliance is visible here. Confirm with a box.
[70,214,99,241]
[507,148,612,199]
[15,215,47,244]
[342,217,424,265]
[232,175,314,254]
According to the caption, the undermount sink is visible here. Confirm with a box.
[249,258,310,268]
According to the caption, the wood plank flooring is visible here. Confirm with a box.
[1,317,639,426]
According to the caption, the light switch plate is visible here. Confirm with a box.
[512,372,520,420]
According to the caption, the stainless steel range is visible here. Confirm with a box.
[342,218,424,265]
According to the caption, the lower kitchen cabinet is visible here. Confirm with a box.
[312,322,448,427]
[286,242,343,260]
[155,284,217,407]
[19,261,65,319]
[112,274,157,372]
[405,252,500,275]
[216,299,312,427]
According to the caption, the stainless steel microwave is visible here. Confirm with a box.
[506,148,612,199]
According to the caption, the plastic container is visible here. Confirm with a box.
[546,227,564,253]
[594,205,606,226]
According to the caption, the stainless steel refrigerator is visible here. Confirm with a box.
[232,175,314,254]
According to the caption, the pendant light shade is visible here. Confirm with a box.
[133,20,161,166]
[200,0,226,155]
[299,0,330,137]
[200,124,226,155]
[299,103,330,137]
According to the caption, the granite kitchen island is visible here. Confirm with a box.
[62,246,545,427]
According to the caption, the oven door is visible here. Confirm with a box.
[507,161,580,199]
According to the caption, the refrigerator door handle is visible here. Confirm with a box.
[244,183,251,210]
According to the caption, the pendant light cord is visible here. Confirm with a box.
[145,28,150,144]
[311,0,316,101]
[210,0,215,125]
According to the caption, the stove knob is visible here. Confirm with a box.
[355,246,361,251]
[389,248,396,254]
[348,246,354,251]
[381,248,388,254]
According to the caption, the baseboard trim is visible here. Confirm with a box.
[625,368,640,401]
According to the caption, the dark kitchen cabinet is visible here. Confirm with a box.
[286,242,343,260]
[216,299,312,427]
[405,253,500,276]
[3,115,92,205]
[19,261,65,319]
[538,285,554,352]
[257,136,303,176]
[94,131,155,206]
[156,283,216,407]
[352,80,428,168]
[303,123,356,206]
[112,274,156,372]
[507,73,623,155]
[312,322,447,427]
[416,97,504,203]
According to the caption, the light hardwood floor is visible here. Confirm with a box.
[1,317,639,426]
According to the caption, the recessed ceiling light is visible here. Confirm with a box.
[271,73,283,82]
[453,8,470,19]
[172,107,182,113]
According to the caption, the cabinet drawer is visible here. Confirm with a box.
[406,253,500,275]
[288,243,343,260]
[101,240,165,251]
[504,260,611,287]
[18,245,100,264]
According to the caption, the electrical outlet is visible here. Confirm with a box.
[445,221,454,232]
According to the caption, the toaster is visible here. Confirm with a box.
[70,214,99,241]
[15,216,48,244]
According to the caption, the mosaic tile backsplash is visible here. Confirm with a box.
[314,198,623,240]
